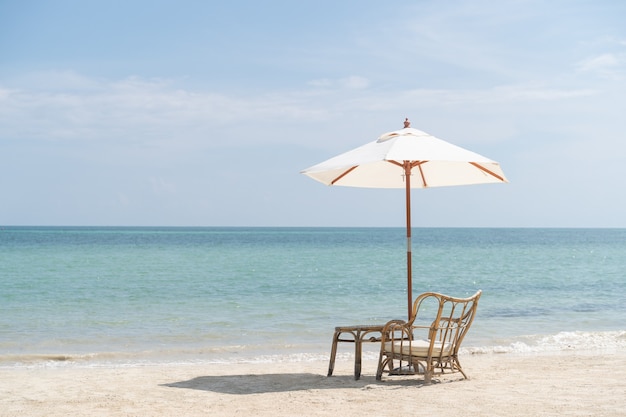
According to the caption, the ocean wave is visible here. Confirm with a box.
[464,330,626,355]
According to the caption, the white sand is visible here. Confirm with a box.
[1,350,625,417]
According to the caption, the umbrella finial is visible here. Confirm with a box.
[404,118,411,128]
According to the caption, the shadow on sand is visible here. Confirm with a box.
[161,373,432,395]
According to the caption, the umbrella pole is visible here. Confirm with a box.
[404,161,413,320]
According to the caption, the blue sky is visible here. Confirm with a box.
[1,0,625,227]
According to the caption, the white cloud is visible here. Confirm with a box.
[307,78,332,87]
[0,70,611,161]
[576,53,626,79]
[401,85,597,106]
[307,75,370,90]
[0,74,333,148]
[341,76,370,90]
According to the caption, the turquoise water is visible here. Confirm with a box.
[1,227,625,367]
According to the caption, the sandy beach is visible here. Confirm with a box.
[2,350,624,417]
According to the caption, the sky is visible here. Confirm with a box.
[1,0,625,227]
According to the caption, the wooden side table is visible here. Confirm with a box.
[327,324,384,380]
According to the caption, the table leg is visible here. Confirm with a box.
[354,335,362,380]
[328,325,383,380]
[327,329,340,377]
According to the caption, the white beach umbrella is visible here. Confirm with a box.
[301,119,508,319]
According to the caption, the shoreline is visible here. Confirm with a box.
[2,350,625,416]
[3,328,625,370]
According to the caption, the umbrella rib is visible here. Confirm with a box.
[331,166,359,185]
[415,162,428,187]
[469,162,507,182]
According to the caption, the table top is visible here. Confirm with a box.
[334,324,384,332]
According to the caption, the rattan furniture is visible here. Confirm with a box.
[327,324,384,380]
[376,290,482,384]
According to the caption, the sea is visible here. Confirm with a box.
[1,227,625,369]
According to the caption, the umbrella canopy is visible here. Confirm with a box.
[301,119,508,318]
